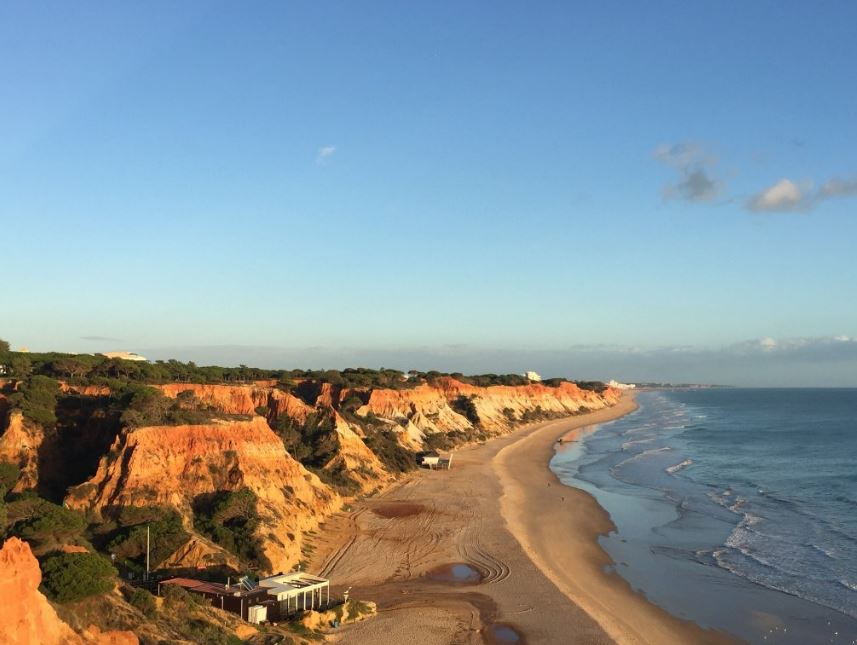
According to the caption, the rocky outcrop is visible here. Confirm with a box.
[0,537,137,645]
[156,383,314,423]
[159,534,240,570]
[66,417,339,573]
[0,410,42,491]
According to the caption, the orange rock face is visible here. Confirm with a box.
[3,377,618,578]
[0,537,138,645]
[0,536,81,645]
[0,410,43,491]
[356,377,620,436]
[66,417,339,573]
[156,383,314,423]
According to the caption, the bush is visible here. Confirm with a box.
[192,488,270,569]
[364,430,415,474]
[0,461,19,492]
[40,552,117,603]
[107,505,189,569]
[9,376,60,426]
[451,395,480,426]
[12,500,86,544]
[129,587,157,617]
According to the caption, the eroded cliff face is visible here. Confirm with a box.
[7,377,617,576]
[155,383,390,493]
[156,383,314,423]
[0,410,43,491]
[66,417,339,574]
[354,377,620,437]
[0,537,137,645]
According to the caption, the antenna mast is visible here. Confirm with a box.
[146,524,150,581]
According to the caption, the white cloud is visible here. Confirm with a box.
[747,178,807,212]
[316,145,337,164]
[748,174,857,213]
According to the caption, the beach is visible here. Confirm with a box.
[309,393,729,644]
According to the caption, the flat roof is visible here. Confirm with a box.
[160,577,264,598]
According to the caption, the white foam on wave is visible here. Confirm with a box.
[811,543,838,559]
[839,579,857,593]
[665,458,693,474]
[621,437,655,450]
[612,446,672,470]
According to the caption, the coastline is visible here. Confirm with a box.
[310,395,730,644]
[494,393,732,644]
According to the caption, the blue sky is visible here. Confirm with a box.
[2,1,856,385]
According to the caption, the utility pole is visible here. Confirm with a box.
[145,524,150,582]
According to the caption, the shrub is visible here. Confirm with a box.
[451,395,480,426]
[12,500,86,544]
[9,376,60,426]
[40,552,117,603]
[364,430,415,474]
[192,488,270,569]
[107,506,189,568]
[0,461,19,492]
[129,587,157,617]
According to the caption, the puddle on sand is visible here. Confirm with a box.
[483,623,524,644]
[426,562,483,584]
[371,502,425,518]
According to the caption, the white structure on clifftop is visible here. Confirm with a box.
[102,351,148,362]
[607,379,636,390]
[524,371,542,382]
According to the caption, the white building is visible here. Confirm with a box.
[524,371,542,382]
[607,379,636,390]
[102,351,148,362]
[258,571,331,615]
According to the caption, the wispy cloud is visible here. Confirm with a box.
[818,176,857,200]
[653,142,722,203]
[747,174,857,213]
[316,145,337,164]
[80,335,122,342]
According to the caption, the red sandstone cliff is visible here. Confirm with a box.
[65,417,339,573]
[5,377,618,575]
[0,537,137,645]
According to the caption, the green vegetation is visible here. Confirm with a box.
[117,385,227,428]
[105,505,189,571]
[0,461,19,492]
[0,462,16,530]
[8,498,87,552]
[451,395,481,426]
[9,375,60,426]
[40,552,117,603]
[128,587,157,617]
[161,584,243,645]
[573,380,609,393]
[192,488,271,570]
[1,343,601,394]
[363,429,415,474]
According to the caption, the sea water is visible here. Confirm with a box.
[551,389,857,644]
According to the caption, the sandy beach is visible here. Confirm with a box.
[309,394,731,644]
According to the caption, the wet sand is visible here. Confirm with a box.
[310,394,731,644]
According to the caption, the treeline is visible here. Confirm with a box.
[0,341,603,392]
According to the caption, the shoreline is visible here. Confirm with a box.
[494,393,732,644]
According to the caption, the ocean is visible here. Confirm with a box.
[551,388,857,644]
